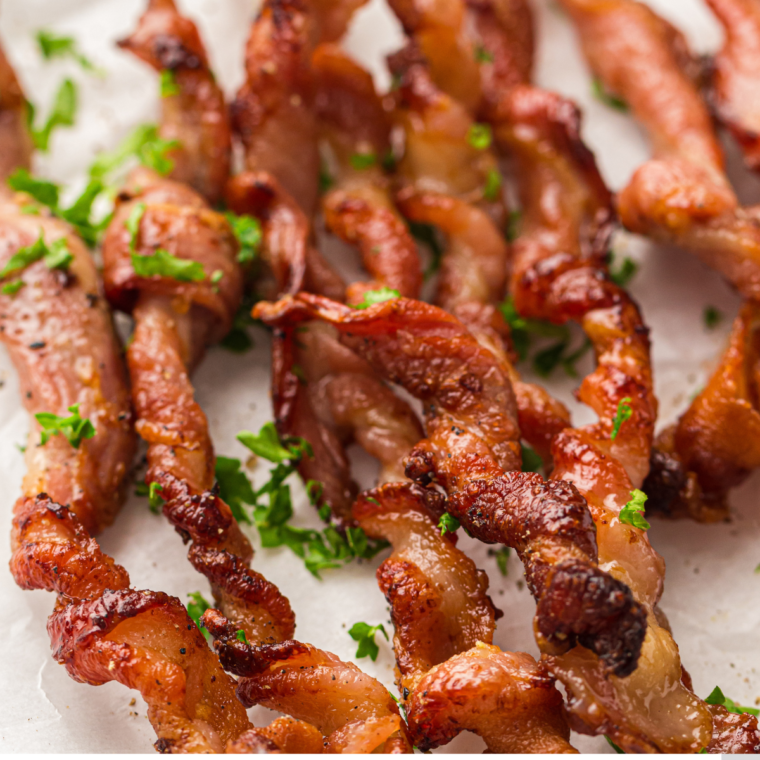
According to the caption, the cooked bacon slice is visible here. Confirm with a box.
[645,303,760,521]
[11,494,251,753]
[704,0,760,172]
[706,705,760,753]
[254,294,646,678]
[0,198,135,535]
[202,609,413,753]
[118,0,231,204]
[0,43,32,182]
[227,718,326,754]
[314,44,422,303]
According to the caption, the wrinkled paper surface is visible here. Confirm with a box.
[0,0,758,753]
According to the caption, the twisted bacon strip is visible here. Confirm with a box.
[353,483,576,753]
[202,608,413,753]
[0,44,32,183]
[254,294,646,678]
[105,1,295,645]
[704,0,760,172]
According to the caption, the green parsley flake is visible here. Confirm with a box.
[408,221,444,279]
[186,592,213,643]
[220,297,256,353]
[224,212,262,265]
[0,232,73,278]
[609,254,638,288]
[483,167,502,201]
[35,403,95,448]
[215,455,255,525]
[1,279,25,296]
[705,686,760,717]
[520,442,543,473]
[467,123,493,150]
[348,621,388,662]
[611,397,633,441]
[506,210,522,242]
[148,482,165,514]
[36,30,102,74]
[238,421,308,463]
[131,248,205,282]
[591,78,628,112]
[350,152,377,170]
[353,287,401,310]
[438,513,460,535]
[236,629,249,645]
[89,123,179,180]
[160,69,180,97]
[618,489,650,531]
[704,306,723,330]
[29,78,78,153]
[605,736,625,754]
[488,546,510,577]
[125,202,146,251]
[474,44,494,63]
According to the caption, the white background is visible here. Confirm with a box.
[0,0,757,753]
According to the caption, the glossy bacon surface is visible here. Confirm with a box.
[202,609,413,753]
[118,0,231,204]
[11,494,251,753]
[0,43,32,182]
[254,294,646,678]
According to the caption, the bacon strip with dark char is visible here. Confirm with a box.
[201,609,413,753]
[118,0,231,205]
[254,294,647,679]
[105,1,295,646]
[352,483,576,753]
[704,0,760,173]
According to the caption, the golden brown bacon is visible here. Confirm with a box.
[645,303,760,521]
[202,609,413,753]
[352,483,576,753]
[118,0,231,204]
[11,494,251,753]
[0,198,135,535]
[706,705,760,753]
[314,44,422,304]
[704,0,760,172]
[254,294,647,678]
[227,718,326,754]
[0,44,32,183]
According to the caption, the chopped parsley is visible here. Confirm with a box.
[591,78,628,112]
[605,736,625,754]
[467,123,493,150]
[438,513,460,535]
[220,297,257,353]
[609,253,638,288]
[618,489,650,531]
[474,44,494,63]
[160,69,180,97]
[1,279,25,296]
[353,287,400,309]
[27,78,78,152]
[215,455,255,525]
[125,202,146,251]
[499,295,570,364]
[224,212,262,265]
[89,123,179,180]
[506,210,522,242]
[35,403,95,448]
[520,442,543,473]
[705,686,759,716]
[483,167,502,202]
[348,621,388,661]
[186,592,213,643]
[319,164,334,194]
[131,248,205,282]
[36,30,101,74]
[611,397,632,440]
[408,220,444,279]
[236,629,249,645]
[0,232,73,279]
[704,306,723,330]
[488,546,510,576]
[349,152,377,170]
[148,482,165,514]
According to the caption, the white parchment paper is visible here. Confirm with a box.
[0,0,758,753]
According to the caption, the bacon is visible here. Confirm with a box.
[0,43,32,182]
[227,718,326,754]
[202,609,413,753]
[314,44,422,303]
[254,294,646,678]
[706,705,760,753]
[704,0,760,172]
[117,0,231,204]
[11,494,252,753]
[0,198,136,535]
[644,303,760,521]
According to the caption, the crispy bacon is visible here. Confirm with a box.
[704,0,760,172]
[202,609,413,753]
[118,0,231,204]
[227,718,326,753]
[0,43,32,182]
[706,705,760,753]
[254,294,646,678]
[11,494,252,753]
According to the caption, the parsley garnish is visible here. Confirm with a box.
[89,124,179,180]
[438,513,460,535]
[611,397,632,440]
[483,167,502,201]
[220,297,256,353]
[1,279,25,296]
[36,30,101,74]
[349,152,377,170]
[408,221,444,279]
[467,123,492,150]
[28,78,77,153]
[215,455,255,525]
[224,212,262,265]
[591,78,628,112]
[348,621,388,661]
[705,686,759,716]
[186,592,213,643]
[704,306,722,330]
[520,442,543,473]
[160,69,180,97]
[131,248,205,282]
[488,546,510,576]
[506,210,522,242]
[499,295,570,363]
[619,489,650,531]
[474,44,494,63]
[609,253,638,288]
[35,404,95,448]
[236,629,249,645]
[605,736,625,754]
[148,482,165,514]
[319,164,334,194]
[353,287,400,309]
[0,232,73,279]
[125,202,146,251]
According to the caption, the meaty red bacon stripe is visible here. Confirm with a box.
[105,1,295,646]
[352,483,576,753]
[255,294,647,678]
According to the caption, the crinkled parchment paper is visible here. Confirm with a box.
[0,0,757,752]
